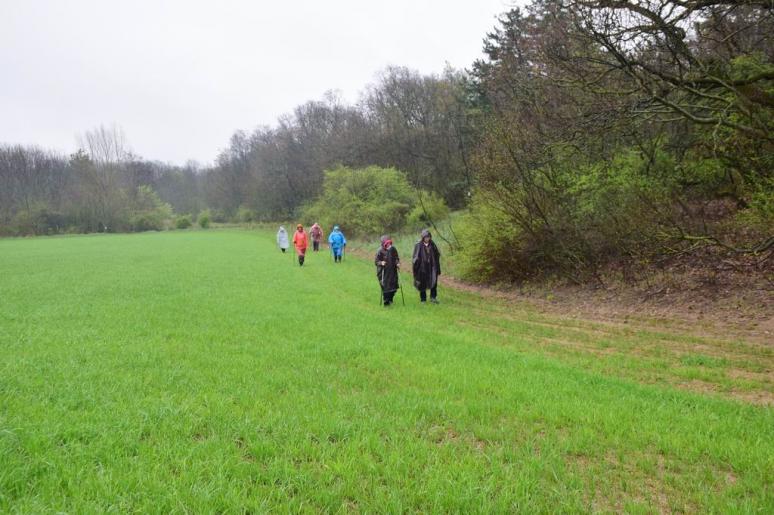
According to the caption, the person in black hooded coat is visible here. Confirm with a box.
[412,229,441,303]
[375,235,400,306]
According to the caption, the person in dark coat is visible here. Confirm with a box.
[375,235,400,306]
[412,229,441,303]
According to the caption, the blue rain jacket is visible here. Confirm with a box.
[328,229,347,250]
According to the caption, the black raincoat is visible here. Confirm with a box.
[375,246,400,293]
[412,234,441,290]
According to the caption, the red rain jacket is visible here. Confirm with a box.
[293,230,308,255]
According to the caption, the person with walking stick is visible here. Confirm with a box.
[375,235,400,306]
[412,229,441,304]
[328,225,347,263]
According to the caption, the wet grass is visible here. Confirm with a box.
[1,230,772,512]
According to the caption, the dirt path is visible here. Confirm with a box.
[350,247,773,346]
[441,274,773,346]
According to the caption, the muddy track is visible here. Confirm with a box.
[349,246,773,346]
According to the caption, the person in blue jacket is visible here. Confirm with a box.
[328,225,347,263]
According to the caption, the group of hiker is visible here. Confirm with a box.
[374,229,441,306]
[276,224,441,306]
[276,223,347,266]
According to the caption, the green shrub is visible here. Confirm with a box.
[129,186,173,232]
[737,176,774,233]
[129,212,164,232]
[236,206,256,223]
[455,195,526,282]
[198,209,211,229]
[407,191,450,230]
[175,215,193,229]
[10,206,68,235]
[303,165,416,238]
[459,146,685,282]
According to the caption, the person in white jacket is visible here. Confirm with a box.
[276,226,289,253]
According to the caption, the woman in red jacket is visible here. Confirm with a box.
[293,224,308,266]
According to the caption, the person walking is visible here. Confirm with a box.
[412,229,441,303]
[310,223,323,252]
[276,226,289,253]
[292,224,308,266]
[375,235,400,306]
[328,225,347,263]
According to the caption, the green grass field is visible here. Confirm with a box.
[1,230,772,513]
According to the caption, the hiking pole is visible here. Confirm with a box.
[379,267,384,306]
[398,270,405,306]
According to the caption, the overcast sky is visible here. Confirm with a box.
[1,1,518,165]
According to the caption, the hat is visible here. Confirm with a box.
[421,229,432,239]
[333,225,340,231]
[297,224,303,230]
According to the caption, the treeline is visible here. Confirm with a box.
[2,1,772,284]
[206,69,475,220]
[0,66,473,235]
[0,126,206,235]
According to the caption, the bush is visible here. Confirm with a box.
[737,176,774,234]
[175,215,193,229]
[459,146,682,283]
[129,212,164,232]
[129,186,173,232]
[455,196,526,282]
[198,209,211,229]
[236,206,256,223]
[407,191,450,230]
[303,165,419,238]
[10,206,68,235]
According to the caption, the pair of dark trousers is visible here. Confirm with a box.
[383,290,396,304]
[313,241,320,251]
[419,286,437,301]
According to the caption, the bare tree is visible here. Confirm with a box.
[77,124,132,166]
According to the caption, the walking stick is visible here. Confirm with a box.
[398,270,405,306]
[378,267,384,306]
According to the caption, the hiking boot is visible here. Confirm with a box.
[430,298,439,304]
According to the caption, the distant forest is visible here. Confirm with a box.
[2,1,772,283]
